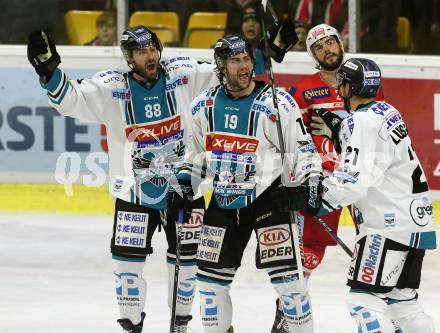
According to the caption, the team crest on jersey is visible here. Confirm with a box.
[218,170,234,184]
[304,252,321,269]
[303,87,331,101]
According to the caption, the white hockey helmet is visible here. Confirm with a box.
[306,24,344,68]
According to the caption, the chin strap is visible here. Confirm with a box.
[343,97,351,111]
[340,84,353,111]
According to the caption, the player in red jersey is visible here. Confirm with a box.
[272,23,384,333]
[271,23,346,333]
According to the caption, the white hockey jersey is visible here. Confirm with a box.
[178,82,322,209]
[321,101,436,249]
[45,56,218,209]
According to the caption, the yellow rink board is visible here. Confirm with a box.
[0,184,439,226]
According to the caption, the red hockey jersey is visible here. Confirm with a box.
[288,72,383,248]
[288,72,345,172]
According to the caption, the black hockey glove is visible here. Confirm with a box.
[267,18,298,63]
[272,177,323,215]
[310,108,343,153]
[27,31,61,84]
[304,175,323,216]
[167,179,194,225]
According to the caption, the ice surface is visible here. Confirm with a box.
[0,213,438,332]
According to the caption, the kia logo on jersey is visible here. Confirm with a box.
[258,227,291,246]
[184,210,204,228]
[205,133,259,153]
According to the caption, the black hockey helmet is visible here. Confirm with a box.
[214,35,255,70]
[337,58,381,98]
[120,25,163,62]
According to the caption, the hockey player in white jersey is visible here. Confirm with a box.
[26,24,297,333]
[169,35,322,333]
[308,58,437,333]
[27,26,217,333]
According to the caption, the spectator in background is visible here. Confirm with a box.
[290,20,309,51]
[224,0,258,36]
[241,5,262,47]
[239,5,265,74]
[291,0,344,27]
[238,5,297,75]
[85,11,117,46]
[224,0,289,36]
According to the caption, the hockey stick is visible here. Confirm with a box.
[169,208,184,333]
[261,0,354,261]
[263,0,279,25]
[314,216,353,257]
[260,0,306,293]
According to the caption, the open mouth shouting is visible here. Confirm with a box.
[146,62,157,76]
[238,71,250,83]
